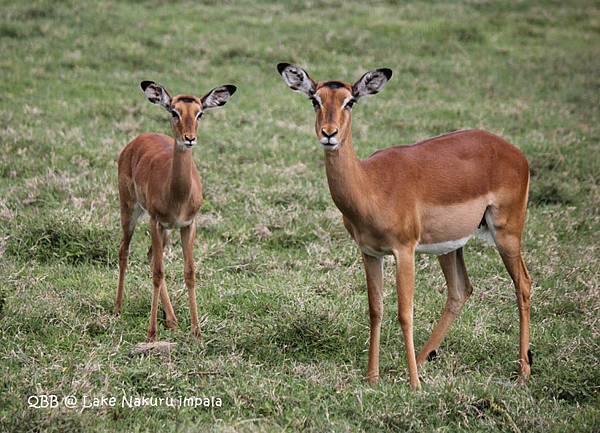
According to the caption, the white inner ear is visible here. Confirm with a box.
[203,88,230,109]
[367,73,387,92]
[145,85,171,107]
[282,66,314,95]
[355,71,388,97]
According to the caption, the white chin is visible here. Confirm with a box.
[176,141,194,149]
[321,143,340,151]
[320,139,340,151]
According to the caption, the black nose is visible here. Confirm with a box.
[321,128,338,138]
[184,135,195,142]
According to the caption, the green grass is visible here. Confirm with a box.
[1,0,599,431]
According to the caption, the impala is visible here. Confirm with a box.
[277,63,532,389]
[115,80,236,341]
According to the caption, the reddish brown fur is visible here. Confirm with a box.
[281,68,532,390]
[115,95,205,341]
[118,133,203,225]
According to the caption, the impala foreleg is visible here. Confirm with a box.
[362,253,384,384]
[147,218,166,342]
[417,248,472,364]
[181,223,200,339]
[394,247,421,390]
[150,229,177,330]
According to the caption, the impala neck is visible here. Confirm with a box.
[324,121,368,219]
[170,144,194,201]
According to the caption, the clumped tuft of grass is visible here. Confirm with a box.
[6,216,116,265]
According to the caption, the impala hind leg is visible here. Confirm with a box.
[115,225,133,316]
[115,203,143,316]
[159,286,177,330]
[417,248,473,365]
[181,223,200,339]
[362,253,384,384]
[150,260,178,331]
[147,229,169,261]
[494,229,532,379]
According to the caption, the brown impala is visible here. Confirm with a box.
[277,63,532,390]
[115,81,236,341]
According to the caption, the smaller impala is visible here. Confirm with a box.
[115,80,236,341]
[277,63,532,389]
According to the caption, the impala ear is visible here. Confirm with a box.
[352,68,392,99]
[277,63,316,96]
[140,81,172,110]
[201,85,237,110]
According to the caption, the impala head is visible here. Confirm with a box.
[277,63,392,150]
[140,81,237,149]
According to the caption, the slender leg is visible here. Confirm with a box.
[147,230,177,328]
[362,253,384,384]
[417,248,473,364]
[394,247,420,390]
[115,203,141,316]
[494,230,533,379]
[159,283,177,329]
[147,229,169,261]
[115,226,133,315]
[149,260,177,330]
[181,223,200,339]
[147,217,165,342]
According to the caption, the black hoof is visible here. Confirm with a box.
[527,349,533,366]
[427,350,438,362]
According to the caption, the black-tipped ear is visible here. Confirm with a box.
[140,80,154,92]
[277,63,316,96]
[352,68,392,99]
[140,81,172,110]
[223,84,237,96]
[201,84,236,110]
[277,63,291,74]
[378,68,393,81]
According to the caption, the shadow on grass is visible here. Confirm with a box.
[6,217,117,265]
[205,305,362,365]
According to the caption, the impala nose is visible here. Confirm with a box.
[321,128,338,138]
[320,127,339,148]
[183,135,196,146]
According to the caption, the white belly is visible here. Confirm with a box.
[416,225,495,255]
[358,221,496,258]
[160,218,193,229]
[416,235,471,255]
[360,244,392,258]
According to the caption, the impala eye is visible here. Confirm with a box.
[310,97,320,110]
[345,99,356,110]
[170,109,180,119]
[196,111,203,120]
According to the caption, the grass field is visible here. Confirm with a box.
[1,0,599,431]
